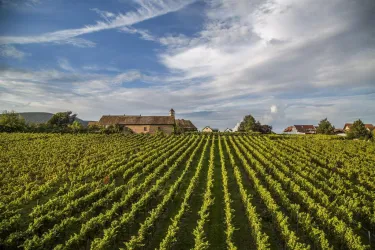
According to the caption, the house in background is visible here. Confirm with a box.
[202,126,219,132]
[88,121,100,126]
[175,119,198,132]
[283,125,316,134]
[224,128,233,132]
[94,109,196,135]
[334,128,346,136]
[343,123,374,131]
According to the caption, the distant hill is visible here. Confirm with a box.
[18,112,89,126]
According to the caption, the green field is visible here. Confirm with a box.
[0,133,374,250]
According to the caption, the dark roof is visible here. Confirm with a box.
[284,125,316,133]
[334,128,345,133]
[294,125,316,133]
[99,115,174,125]
[176,119,197,129]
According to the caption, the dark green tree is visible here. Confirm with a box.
[260,124,273,134]
[0,111,26,132]
[47,111,77,127]
[316,118,335,135]
[346,119,371,139]
[238,115,260,132]
[238,114,272,134]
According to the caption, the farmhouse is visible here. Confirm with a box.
[175,119,198,132]
[224,128,233,132]
[283,125,316,134]
[343,123,374,131]
[202,126,219,132]
[96,109,196,135]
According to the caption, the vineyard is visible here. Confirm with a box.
[1,133,375,250]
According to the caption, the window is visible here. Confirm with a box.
[144,127,147,131]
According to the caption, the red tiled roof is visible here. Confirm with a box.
[283,126,293,132]
[294,125,316,133]
[344,123,374,130]
[284,125,316,133]
[343,123,352,129]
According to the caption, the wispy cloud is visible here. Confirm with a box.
[0,0,196,46]
[82,65,121,72]
[57,58,75,72]
[52,38,96,48]
[0,45,29,59]
[120,26,192,49]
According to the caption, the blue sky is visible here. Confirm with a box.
[1,0,375,132]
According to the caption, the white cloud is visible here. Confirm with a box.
[156,0,375,97]
[0,45,28,59]
[0,0,196,46]
[270,105,278,113]
[232,122,240,132]
[57,58,75,72]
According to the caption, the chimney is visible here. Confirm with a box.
[169,108,175,118]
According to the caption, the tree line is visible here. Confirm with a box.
[1,110,373,139]
[316,118,374,140]
[0,111,126,134]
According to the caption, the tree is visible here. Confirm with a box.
[316,118,335,135]
[0,111,26,132]
[238,114,272,134]
[68,120,83,133]
[88,124,101,133]
[260,124,273,134]
[47,111,77,127]
[346,119,370,139]
[238,115,260,132]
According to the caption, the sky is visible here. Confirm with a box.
[0,0,374,132]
